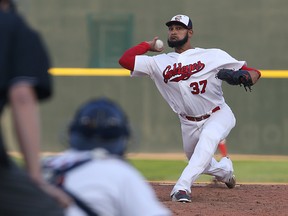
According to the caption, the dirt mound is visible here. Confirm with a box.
[151,182,288,216]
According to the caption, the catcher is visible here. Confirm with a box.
[42,98,171,216]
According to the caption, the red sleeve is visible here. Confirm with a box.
[118,42,151,71]
[241,65,261,78]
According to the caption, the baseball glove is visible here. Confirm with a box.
[216,69,253,91]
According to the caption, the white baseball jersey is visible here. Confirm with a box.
[43,149,171,216]
[132,48,245,117]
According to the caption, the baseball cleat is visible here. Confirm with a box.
[225,175,236,189]
[171,190,191,203]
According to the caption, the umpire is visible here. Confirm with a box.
[0,0,70,215]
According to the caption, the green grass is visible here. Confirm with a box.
[12,154,288,183]
[233,161,288,183]
[128,159,288,183]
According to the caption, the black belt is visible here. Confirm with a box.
[186,106,220,122]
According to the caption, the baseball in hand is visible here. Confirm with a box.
[155,39,164,50]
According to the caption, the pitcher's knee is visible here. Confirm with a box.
[200,129,222,148]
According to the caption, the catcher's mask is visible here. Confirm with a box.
[69,98,130,156]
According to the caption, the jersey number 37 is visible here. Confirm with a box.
[190,80,207,94]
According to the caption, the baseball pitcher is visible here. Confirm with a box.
[119,14,261,203]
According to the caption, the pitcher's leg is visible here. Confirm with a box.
[171,104,236,197]
[203,157,234,182]
[171,128,220,195]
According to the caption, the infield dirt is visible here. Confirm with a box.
[13,151,288,215]
[151,181,288,216]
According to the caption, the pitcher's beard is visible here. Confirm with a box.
[167,33,189,48]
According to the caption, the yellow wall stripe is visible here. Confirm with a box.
[49,68,130,76]
[260,70,288,78]
[49,68,288,78]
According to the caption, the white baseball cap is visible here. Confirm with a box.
[166,14,193,29]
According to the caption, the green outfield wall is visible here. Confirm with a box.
[3,0,288,155]
[17,0,288,69]
[3,69,288,155]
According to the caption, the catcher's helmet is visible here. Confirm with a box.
[68,98,130,156]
